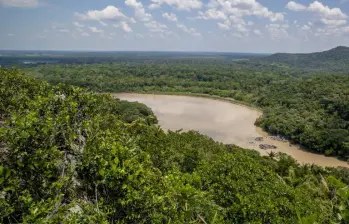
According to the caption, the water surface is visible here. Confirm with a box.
[114,93,349,168]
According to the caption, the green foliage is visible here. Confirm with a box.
[26,61,349,159]
[256,46,349,73]
[1,68,349,223]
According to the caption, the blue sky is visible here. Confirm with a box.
[1,0,349,53]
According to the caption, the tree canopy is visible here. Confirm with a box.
[26,61,349,159]
[1,68,349,223]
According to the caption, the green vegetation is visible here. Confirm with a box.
[255,46,349,73]
[27,61,349,160]
[1,68,349,223]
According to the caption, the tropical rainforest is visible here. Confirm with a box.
[1,47,349,223]
[1,67,349,223]
[26,50,349,160]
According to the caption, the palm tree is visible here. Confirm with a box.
[268,151,277,159]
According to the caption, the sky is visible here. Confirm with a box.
[1,0,349,53]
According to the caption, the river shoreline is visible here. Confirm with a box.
[108,91,262,112]
[113,92,349,168]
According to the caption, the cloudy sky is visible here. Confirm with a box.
[1,0,349,53]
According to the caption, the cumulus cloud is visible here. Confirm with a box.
[148,3,160,9]
[216,15,252,37]
[162,12,178,21]
[286,1,347,20]
[201,0,283,36]
[197,9,227,20]
[314,26,345,38]
[286,1,307,11]
[89,26,104,33]
[75,6,133,22]
[320,18,347,26]
[308,1,347,20]
[207,0,284,22]
[125,0,152,22]
[0,0,39,8]
[217,21,231,30]
[286,1,347,31]
[145,21,168,32]
[177,24,202,36]
[120,21,132,32]
[266,23,290,40]
[149,0,203,11]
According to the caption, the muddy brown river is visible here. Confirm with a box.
[114,93,349,168]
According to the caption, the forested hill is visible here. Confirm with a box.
[2,68,349,223]
[256,46,349,72]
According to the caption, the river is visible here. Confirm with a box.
[114,93,349,168]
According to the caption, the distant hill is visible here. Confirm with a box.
[255,46,349,73]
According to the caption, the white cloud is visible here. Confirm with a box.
[197,9,227,20]
[144,21,168,33]
[120,21,132,32]
[81,32,90,37]
[149,3,160,9]
[162,12,178,21]
[286,1,347,20]
[208,0,284,22]
[149,0,203,11]
[177,24,202,36]
[314,26,344,38]
[75,6,132,22]
[235,23,249,34]
[89,26,104,33]
[320,18,347,26]
[286,1,348,30]
[217,20,231,30]
[0,0,39,8]
[308,1,347,20]
[217,23,229,30]
[125,0,152,22]
[7,33,15,36]
[73,22,84,28]
[266,23,290,40]
[286,1,307,11]
[301,24,311,30]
